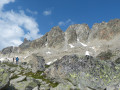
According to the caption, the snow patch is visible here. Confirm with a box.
[0,58,5,62]
[77,38,87,47]
[46,59,58,65]
[90,47,95,50]
[90,46,97,52]
[80,42,87,47]
[24,55,29,59]
[46,61,52,65]
[46,51,51,54]
[45,43,48,46]
[53,59,57,62]
[85,51,90,55]
[7,58,13,61]
[69,44,75,48]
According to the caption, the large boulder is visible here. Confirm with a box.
[10,76,26,84]
[0,67,10,90]
[45,54,120,89]
[10,80,38,90]
[25,54,45,73]
[96,50,112,60]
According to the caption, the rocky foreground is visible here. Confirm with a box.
[0,19,120,90]
[0,52,120,90]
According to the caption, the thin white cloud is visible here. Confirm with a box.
[0,0,15,10]
[0,0,42,50]
[43,10,51,16]
[26,9,38,15]
[58,19,74,26]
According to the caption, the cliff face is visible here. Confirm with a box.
[89,19,120,40]
[1,19,120,62]
[65,24,90,44]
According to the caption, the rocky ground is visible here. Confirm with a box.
[0,59,59,90]
[0,52,120,90]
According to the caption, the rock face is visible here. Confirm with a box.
[1,19,120,56]
[65,24,90,44]
[45,54,120,89]
[89,19,120,41]
[65,25,77,44]
[0,67,10,90]
[2,46,13,54]
[30,33,48,48]
[25,54,45,73]
[19,38,31,50]
[27,26,64,49]
[47,26,65,48]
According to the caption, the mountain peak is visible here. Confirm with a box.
[50,26,62,32]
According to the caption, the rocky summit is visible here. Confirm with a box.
[0,19,120,90]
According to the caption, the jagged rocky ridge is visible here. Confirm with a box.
[0,19,120,90]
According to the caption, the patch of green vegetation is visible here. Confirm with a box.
[21,71,59,88]
[45,65,50,68]
[19,66,25,70]
[115,58,120,64]
[70,73,77,78]
[2,62,18,67]
[10,75,19,80]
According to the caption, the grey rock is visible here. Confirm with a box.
[65,24,90,44]
[89,19,120,41]
[9,73,14,79]
[19,38,31,50]
[0,68,10,90]
[47,26,65,48]
[9,67,16,72]
[115,57,120,64]
[40,85,50,90]
[10,76,26,84]
[32,86,39,90]
[96,49,112,60]
[45,54,120,90]
[10,81,38,90]
[65,25,77,44]
[30,33,48,48]
[2,46,13,54]
[26,77,34,81]
[50,81,77,90]
[36,79,43,83]
[25,54,45,73]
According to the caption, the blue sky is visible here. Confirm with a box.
[4,0,120,34]
[0,0,120,49]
